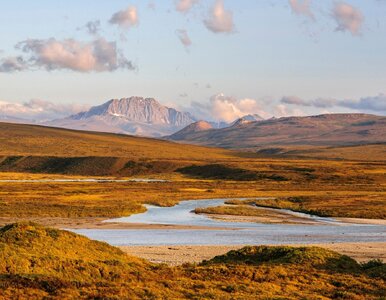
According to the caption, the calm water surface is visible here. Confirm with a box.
[73,198,386,246]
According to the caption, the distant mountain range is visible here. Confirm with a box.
[168,114,264,141]
[45,97,196,137]
[166,114,386,148]
[1,97,261,137]
[2,98,386,149]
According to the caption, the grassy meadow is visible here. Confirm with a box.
[0,123,385,221]
[0,223,385,299]
[0,168,385,222]
[0,123,385,298]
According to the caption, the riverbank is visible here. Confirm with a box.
[200,210,386,225]
[120,242,386,265]
[1,212,385,230]
[0,217,233,230]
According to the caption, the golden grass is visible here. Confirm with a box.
[0,121,385,298]
[195,205,271,217]
[286,144,386,161]
[0,122,385,220]
[197,195,386,220]
[0,223,384,300]
[0,175,385,220]
[250,195,386,219]
[0,122,231,160]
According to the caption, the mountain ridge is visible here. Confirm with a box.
[46,97,196,137]
[71,97,195,126]
[166,113,386,148]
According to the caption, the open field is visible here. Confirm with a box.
[0,122,385,299]
[1,122,386,181]
[0,124,385,221]
[221,196,386,219]
[271,143,386,161]
[0,173,385,222]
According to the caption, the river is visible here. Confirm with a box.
[72,198,386,246]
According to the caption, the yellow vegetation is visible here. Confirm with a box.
[0,223,384,300]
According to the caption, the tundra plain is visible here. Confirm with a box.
[0,123,385,299]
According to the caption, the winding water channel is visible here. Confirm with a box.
[73,198,386,246]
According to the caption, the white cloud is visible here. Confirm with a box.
[332,2,364,35]
[0,56,27,72]
[209,94,243,122]
[0,99,88,121]
[0,38,135,73]
[109,6,139,28]
[273,104,305,117]
[175,0,199,13]
[289,0,314,19]
[176,29,192,48]
[281,94,386,113]
[190,94,309,122]
[191,94,271,122]
[204,0,234,33]
[281,96,337,108]
[340,94,386,111]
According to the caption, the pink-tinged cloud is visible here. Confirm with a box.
[192,94,271,122]
[289,0,314,20]
[204,0,234,33]
[176,29,192,48]
[0,99,89,121]
[332,2,364,35]
[175,0,199,13]
[0,38,135,73]
[281,94,386,112]
[0,56,27,72]
[109,6,138,28]
[281,96,337,108]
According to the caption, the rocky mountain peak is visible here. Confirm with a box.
[70,97,195,127]
[47,97,196,137]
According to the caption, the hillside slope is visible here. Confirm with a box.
[167,113,386,148]
[0,122,229,159]
[0,122,231,175]
[0,223,384,299]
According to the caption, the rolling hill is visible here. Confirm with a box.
[167,113,386,149]
[0,223,384,299]
[0,122,231,175]
[0,122,230,159]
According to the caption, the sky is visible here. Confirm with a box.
[0,0,386,122]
